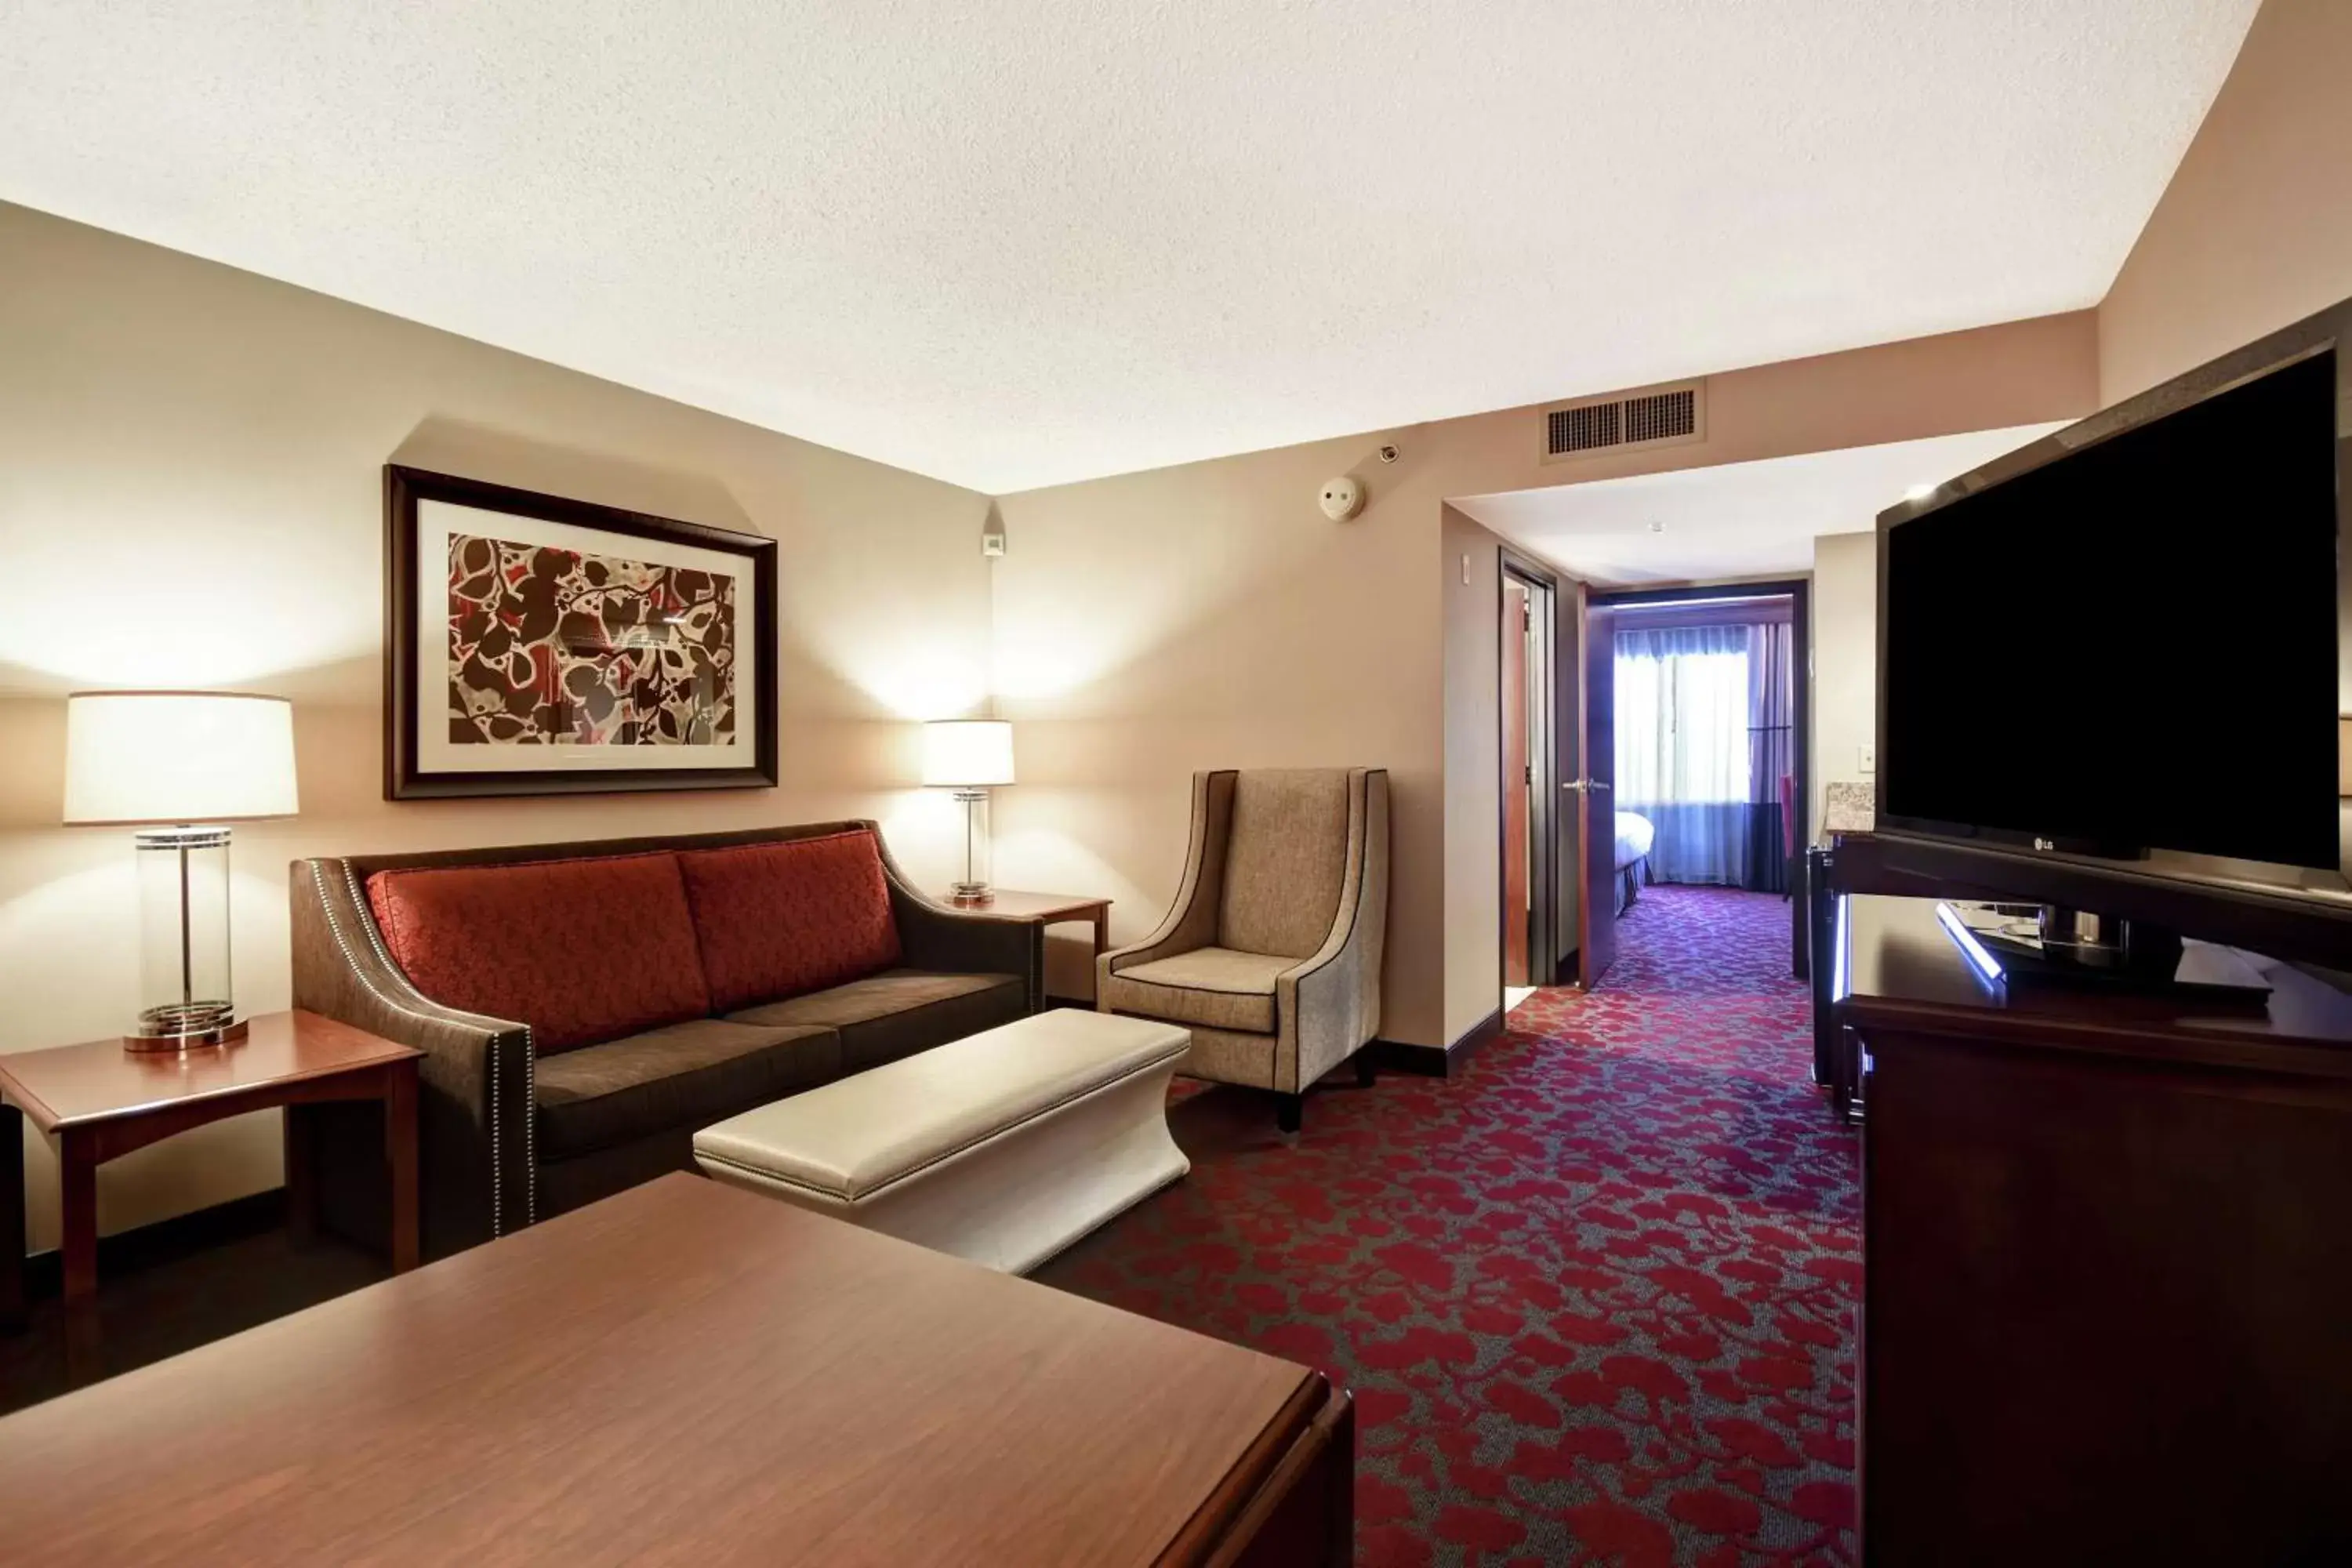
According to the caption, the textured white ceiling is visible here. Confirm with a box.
[1454,423,2068,586]
[0,3,2254,494]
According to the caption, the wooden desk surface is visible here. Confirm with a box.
[0,1010,419,1135]
[0,1174,1321,1566]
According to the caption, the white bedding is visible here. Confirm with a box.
[1613,811,1655,872]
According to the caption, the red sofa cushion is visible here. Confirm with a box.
[677,832,903,1013]
[365,852,713,1055]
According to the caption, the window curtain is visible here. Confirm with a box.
[1745,619,1795,894]
[1615,624,1754,886]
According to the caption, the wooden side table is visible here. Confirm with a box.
[1,1010,420,1335]
[946,891,1114,1007]
[948,890,1112,954]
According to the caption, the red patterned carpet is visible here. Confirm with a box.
[1035,887,1860,1566]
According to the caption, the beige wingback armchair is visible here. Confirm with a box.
[1098,768,1389,1131]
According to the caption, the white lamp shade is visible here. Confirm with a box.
[64,691,300,825]
[922,720,1014,787]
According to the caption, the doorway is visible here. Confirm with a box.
[1497,548,1632,1008]
[1499,550,1617,1005]
[1594,583,1810,923]
[1501,562,1557,1005]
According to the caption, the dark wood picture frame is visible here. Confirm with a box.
[383,464,779,800]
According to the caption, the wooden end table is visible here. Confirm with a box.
[949,890,1114,1007]
[948,889,1113,956]
[1,1010,420,1336]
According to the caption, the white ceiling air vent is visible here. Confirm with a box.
[1541,379,1707,464]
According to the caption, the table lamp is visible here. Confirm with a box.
[63,691,299,1050]
[923,720,1014,905]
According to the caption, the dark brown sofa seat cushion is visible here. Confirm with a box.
[365,852,712,1055]
[726,970,1025,1073]
[676,832,903,1011]
[534,1018,842,1160]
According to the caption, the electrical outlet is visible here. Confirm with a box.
[1858,744,1876,774]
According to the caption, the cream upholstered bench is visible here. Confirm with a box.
[691,1009,1189,1273]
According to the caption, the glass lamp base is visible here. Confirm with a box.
[129,824,244,1052]
[949,788,995,906]
[125,1003,249,1053]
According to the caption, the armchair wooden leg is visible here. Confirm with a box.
[1356,1056,1377,1088]
[1276,1093,1303,1134]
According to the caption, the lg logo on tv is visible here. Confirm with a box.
[2034,838,2056,851]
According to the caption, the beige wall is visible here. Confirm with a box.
[993,314,2097,1048]
[1809,532,1879,839]
[0,202,995,1250]
[2099,0,2352,401]
[985,428,1449,1040]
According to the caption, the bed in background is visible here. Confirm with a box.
[1613,810,1654,914]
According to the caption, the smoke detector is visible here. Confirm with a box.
[1319,475,1366,521]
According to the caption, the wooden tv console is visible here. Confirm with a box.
[1810,834,2352,1564]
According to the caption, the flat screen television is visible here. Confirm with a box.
[1878,334,2345,876]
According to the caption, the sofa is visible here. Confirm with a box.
[1098,768,1388,1131]
[290,822,1041,1258]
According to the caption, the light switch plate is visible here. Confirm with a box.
[1461,554,1471,586]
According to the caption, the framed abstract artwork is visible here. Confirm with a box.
[383,465,779,800]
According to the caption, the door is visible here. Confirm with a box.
[1553,576,1583,976]
[1501,580,1532,987]
[1573,590,1619,986]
